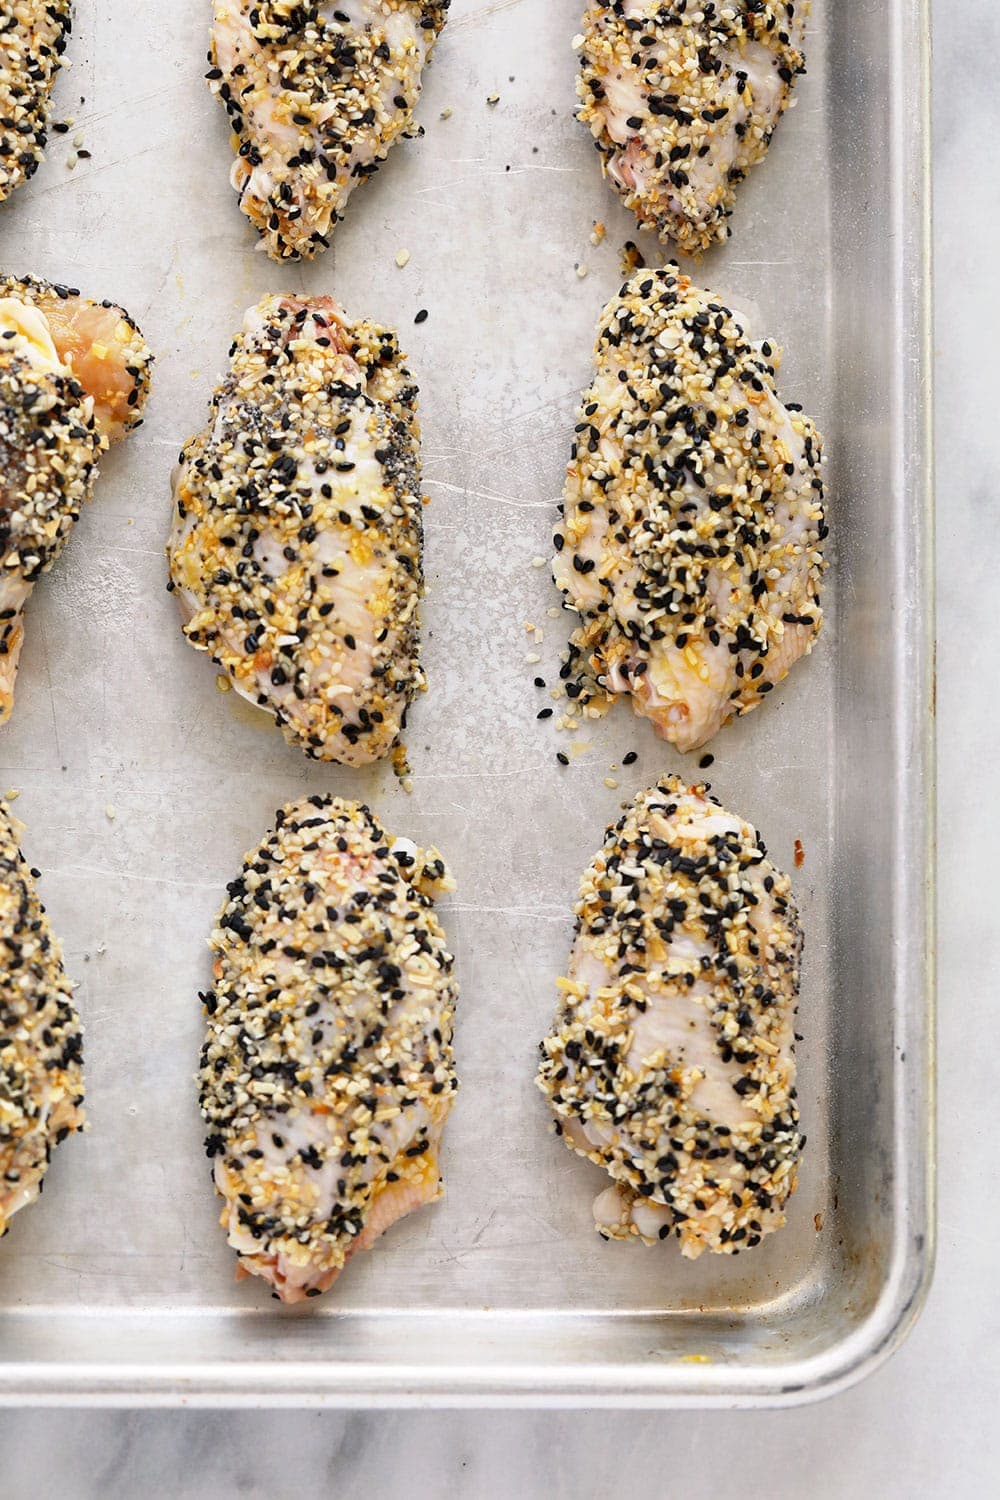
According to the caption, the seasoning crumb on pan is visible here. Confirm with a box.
[391,741,413,787]
[538,775,803,1257]
[619,240,645,277]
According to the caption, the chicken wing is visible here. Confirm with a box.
[200,795,457,1302]
[554,268,825,754]
[208,1,450,260]
[0,1,71,205]
[538,776,802,1258]
[167,293,425,765]
[0,801,84,1239]
[0,275,153,722]
[576,1,807,255]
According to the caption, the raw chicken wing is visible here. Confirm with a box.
[167,293,426,765]
[0,275,152,722]
[554,268,825,754]
[0,2,71,204]
[576,1,808,254]
[208,1,450,259]
[538,777,803,1258]
[200,795,457,1302]
[0,801,84,1239]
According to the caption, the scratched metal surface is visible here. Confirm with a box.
[0,1,932,1404]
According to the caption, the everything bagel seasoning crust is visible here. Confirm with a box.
[0,802,84,1239]
[538,777,803,1258]
[167,294,425,766]
[200,796,458,1303]
[0,274,153,444]
[208,1,451,260]
[576,1,808,255]
[554,268,825,754]
[0,275,153,721]
[0,2,71,205]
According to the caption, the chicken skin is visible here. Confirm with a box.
[0,2,71,205]
[0,801,84,1239]
[576,1,808,255]
[538,777,802,1258]
[200,796,457,1303]
[0,275,153,723]
[554,269,825,754]
[208,1,451,260]
[168,293,426,765]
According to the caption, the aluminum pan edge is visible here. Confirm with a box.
[0,0,935,1407]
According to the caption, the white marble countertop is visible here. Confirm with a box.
[1,0,996,1492]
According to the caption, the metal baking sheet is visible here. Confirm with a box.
[0,0,933,1405]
